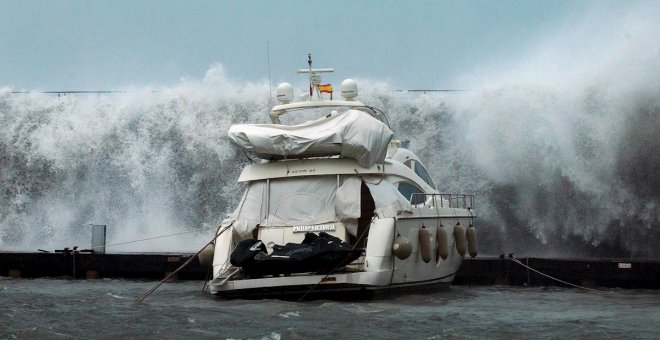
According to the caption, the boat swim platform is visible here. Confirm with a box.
[0,252,657,289]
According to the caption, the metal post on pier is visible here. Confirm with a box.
[90,224,107,254]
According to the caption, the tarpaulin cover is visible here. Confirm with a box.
[229,175,411,237]
[228,110,393,168]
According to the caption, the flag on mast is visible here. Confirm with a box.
[318,84,333,93]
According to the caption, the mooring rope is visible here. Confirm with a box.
[134,225,230,303]
[86,225,218,251]
[353,167,386,185]
[508,255,606,293]
[296,216,373,302]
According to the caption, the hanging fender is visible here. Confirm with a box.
[454,223,466,257]
[436,225,448,261]
[419,226,432,263]
[466,224,478,258]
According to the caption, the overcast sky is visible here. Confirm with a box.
[0,0,652,91]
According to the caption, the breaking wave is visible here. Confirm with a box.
[1,3,658,256]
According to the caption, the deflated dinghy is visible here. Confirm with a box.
[230,232,363,278]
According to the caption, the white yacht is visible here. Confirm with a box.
[205,56,477,299]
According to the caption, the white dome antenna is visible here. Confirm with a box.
[341,79,358,100]
[276,83,294,104]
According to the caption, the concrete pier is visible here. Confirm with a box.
[1,251,657,289]
[454,256,659,289]
[0,251,207,280]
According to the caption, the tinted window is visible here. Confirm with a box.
[397,182,425,205]
[414,162,436,189]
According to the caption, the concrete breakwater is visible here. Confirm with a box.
[1,252,657,289]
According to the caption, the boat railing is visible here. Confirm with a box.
[409,193,474,209]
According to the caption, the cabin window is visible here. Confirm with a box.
[413,161,436,189]
[396,182,425,205]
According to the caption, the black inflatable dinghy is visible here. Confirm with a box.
[230,232,363,278]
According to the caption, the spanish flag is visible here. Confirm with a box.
[318,83,333,93]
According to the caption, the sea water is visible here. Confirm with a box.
[1,278,658,339]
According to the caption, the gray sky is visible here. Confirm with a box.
[0,0,634,91]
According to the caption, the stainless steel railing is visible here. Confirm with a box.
[409,193,474,209]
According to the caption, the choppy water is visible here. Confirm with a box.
[1,278,658,339]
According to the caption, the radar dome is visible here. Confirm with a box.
[276,83,294,103]
[340,79,358,100]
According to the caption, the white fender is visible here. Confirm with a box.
[436,225,448,261]
[466,224,478,258]
[419,227,432,263]
[392,235,412,260]
[454,223,466,257]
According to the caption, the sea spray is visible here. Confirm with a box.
[1,3,659,256]
[2,75,658,256]
[448,1,660,257]
[0,66,272,252]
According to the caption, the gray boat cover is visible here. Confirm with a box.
[228,109,393,168]
[228,175,411,237]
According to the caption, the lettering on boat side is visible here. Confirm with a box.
[292,224,336,233]
[287,168,317,175]
[618,262,632,269]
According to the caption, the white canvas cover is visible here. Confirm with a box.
[230,176,338,236]
[228,110,393,168]
[363,176,412,218]
[229,175,411,238]
[228,181,266,237]
[266,176,337,227]
[334,177,362,221]
[335,176,411,220]
[334,176,411,236]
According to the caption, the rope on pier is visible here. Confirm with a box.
[89,225,218,251]
[509,255,606,293]
[134,225,230,303]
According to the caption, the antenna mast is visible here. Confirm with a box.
[267,42,272,105]
[297,54,333,101]
[308,54,312,98]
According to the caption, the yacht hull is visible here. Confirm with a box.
[210,84,477,300]
[209,214,471,300]
[210,270,457,300]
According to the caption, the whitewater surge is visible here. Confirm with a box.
[1,3,659,256]
[0,66,273,251]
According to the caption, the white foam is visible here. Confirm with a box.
[1,3,659,256]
